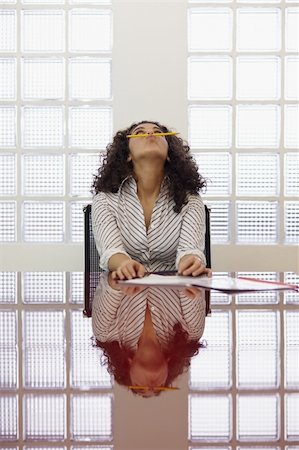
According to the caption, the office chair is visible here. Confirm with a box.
[83,204,211,317]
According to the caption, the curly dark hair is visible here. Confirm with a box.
[92,120,206,213]
[92,323,206,396]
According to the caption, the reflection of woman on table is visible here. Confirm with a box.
[92,120,211,280]
[92,273,207,397]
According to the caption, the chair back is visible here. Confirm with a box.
[84,204,211,316]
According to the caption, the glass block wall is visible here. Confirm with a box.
[0,271,113,448]
[0,1,112,246]
[188,2,299,247]
[189,271,299,446]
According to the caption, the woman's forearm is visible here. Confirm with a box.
[108,253,131,271]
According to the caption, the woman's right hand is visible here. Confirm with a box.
[111,259,146,280]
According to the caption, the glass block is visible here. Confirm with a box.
[0,153,16,195]
[210,273,232,305]
[69,107,112,149]
[236,105,280,148]
[71,448,113,450]
[24,394,66,440]
[285,56,299,100]
[69,58,111,100]
[188,56,232,100]
[236,8,281,52]
[190,311,231,389]
[0,311,17,389]
[22,106,64,148]
[236,153,279,196]
[193,152,231,196]
[1,445,19,450]
[22,58,64,100]
[285,394,299,440]
[236,56,280,100]
[0,58,16,100]
[189,394,232,441]
[71,311,112,388]
[239,0,280,5]
[237,311,279,388]
[284,273,299,305]
[0,10,16,52]
[285,153,299,196]
[0,272,16,303]
[285,311,299,388]
[285,202,299,244]
[69,153,99,197]
[237,395,279,441]
[71,394,112,441]
[23,311,65,388]
[236,201,278,244]
[21,10,65,53]
[22,201,64,243]
[0,201,16,242]
[0,106,16,147]
[0,395,18,440]
[23,272,65,303]
[188,8,233,52]
[70,0,111,3]
[285,8,299,52]
[284,105,299,148]
[236,272,279,304]
[236,448,279,450]
[70,272,84,304]
[204,201,231,244]
[189,106,232,149]
[22,154,64,196]
[25,448,65,450]
[190,448,231,450]
[22,0,64,3]
[69,201,87,243]
[69,10,112,53]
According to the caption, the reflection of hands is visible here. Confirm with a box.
[178,255,212,277]
[107,273,122,290]
[180,287,205,300]
[107,273,145,296]
[117,285,145,296]
[111,259,146,280]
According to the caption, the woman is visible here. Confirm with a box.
[92,273,207,397]
[92,120,210,280]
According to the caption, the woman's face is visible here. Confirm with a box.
[128,339,169,397]
[127,122,169,164]
[129,359,169,397]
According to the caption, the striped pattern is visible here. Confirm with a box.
[92,274,207,349]
[92,176,206,271]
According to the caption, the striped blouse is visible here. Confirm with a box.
[92,176,206,272]
[92,273,207,350]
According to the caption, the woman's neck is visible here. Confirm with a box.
[133,163,165,200]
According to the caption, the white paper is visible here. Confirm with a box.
[118,275,298,293]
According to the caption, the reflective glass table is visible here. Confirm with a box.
[0,271,298,450]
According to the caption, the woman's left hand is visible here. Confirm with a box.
[178,255,212,277]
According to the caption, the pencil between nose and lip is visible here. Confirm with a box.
[127,131,178,138]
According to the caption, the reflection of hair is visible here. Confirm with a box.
[92,120,206,213]
[92,323,206,394]
[164,323,205,386]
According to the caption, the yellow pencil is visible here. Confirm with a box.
[127,132,178,138]
[128,386,179,391]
